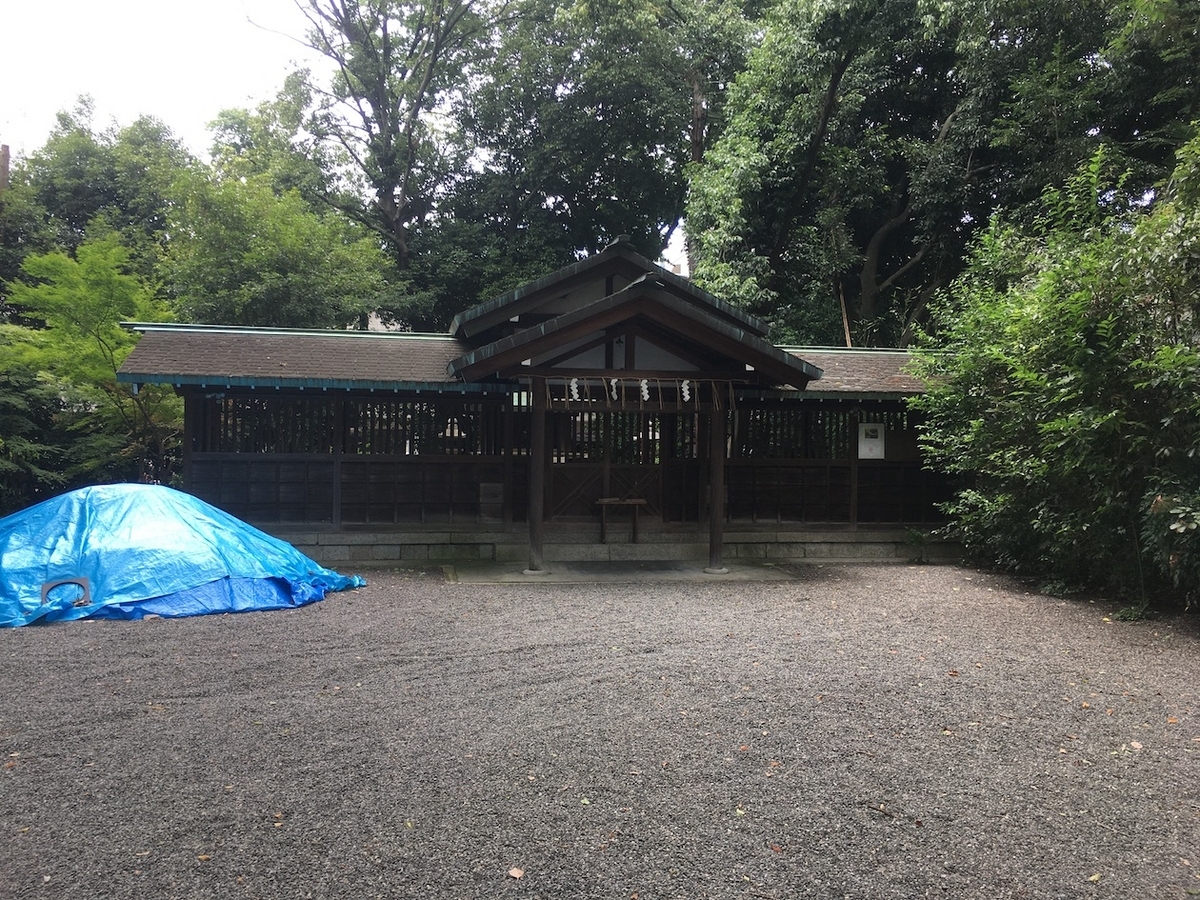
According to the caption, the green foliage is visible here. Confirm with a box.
[0,367,70,514]
[1143,489,1200,607]
[16,100,196,276]
[166,173,393,328]
[688,0,967,344]
[208,72,330,199]
[422,0,731,326]
[3,235,182,492]
[687,0,1200,346]
[298,0,496,265]
[912,134,1200,606]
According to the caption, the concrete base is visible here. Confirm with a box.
[449,559,799,584]
[268,523,959,569]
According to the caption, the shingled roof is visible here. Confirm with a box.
[117,324,471,391]
[781,348,924,396]
[118,325,925,399]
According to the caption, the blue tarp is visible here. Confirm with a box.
[0,484,366,627]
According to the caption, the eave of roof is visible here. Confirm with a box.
[115,323,491,392]
[114,326,923,399]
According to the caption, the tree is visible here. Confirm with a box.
[165,171,394,328]
[686,0,1200,346]
[911,136,1200,608]
[208,72,330,198]
[288,0,756,329]
[0,367,71,515]
[430,0,698,310]
[396,0,761,326]
[16,100,195,276]
[3,234,181,487]
[688,0,968,345]
[296,0,504,268]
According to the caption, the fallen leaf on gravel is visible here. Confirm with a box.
[508,867,524,879]
[1088,873,1101,882]
[197,855,212,862]
[580,798,590,805]
[1169,717,1180,724]
[1131,741,1144,750]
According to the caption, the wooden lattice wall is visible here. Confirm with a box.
[182,390,946,528]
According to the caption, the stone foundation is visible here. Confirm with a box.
[269,524,959,568]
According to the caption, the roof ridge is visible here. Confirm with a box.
[122,322,459,340]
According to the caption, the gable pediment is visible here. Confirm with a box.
[450,237,770,345]
[448,276,821,388]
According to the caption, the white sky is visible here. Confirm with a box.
[1,0,326,160]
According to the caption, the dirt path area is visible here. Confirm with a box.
[2,564,1197,899]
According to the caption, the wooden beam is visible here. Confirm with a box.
[706,407,728,574]
[332,399,344,526]
[525,378,548,574]
[502,400,514,528]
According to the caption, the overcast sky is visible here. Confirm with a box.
[1,0,326,160]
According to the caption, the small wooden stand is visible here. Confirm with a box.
[596,498,647,543]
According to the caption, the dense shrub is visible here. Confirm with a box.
[912,136,1200,609]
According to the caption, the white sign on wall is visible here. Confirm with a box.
[858,423,885,459]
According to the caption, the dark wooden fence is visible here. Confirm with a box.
[182,390,946,528]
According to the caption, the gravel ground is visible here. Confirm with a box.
[1,563,1198,900]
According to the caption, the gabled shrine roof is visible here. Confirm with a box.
[117,324,925,398]
[448,275,822,389]
[117,238,927,399]
[449,237,770,342]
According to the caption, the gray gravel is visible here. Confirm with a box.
[2,563,1198,900]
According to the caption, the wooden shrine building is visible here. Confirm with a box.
[118,238,950,570]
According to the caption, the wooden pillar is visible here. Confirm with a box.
[332,397,343,526]
[526,379,548,574]
[602,412,612,498]
[706,404,728,574]
[182,391,199,489]
[502,399,515,528]
[849,406,860,529]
